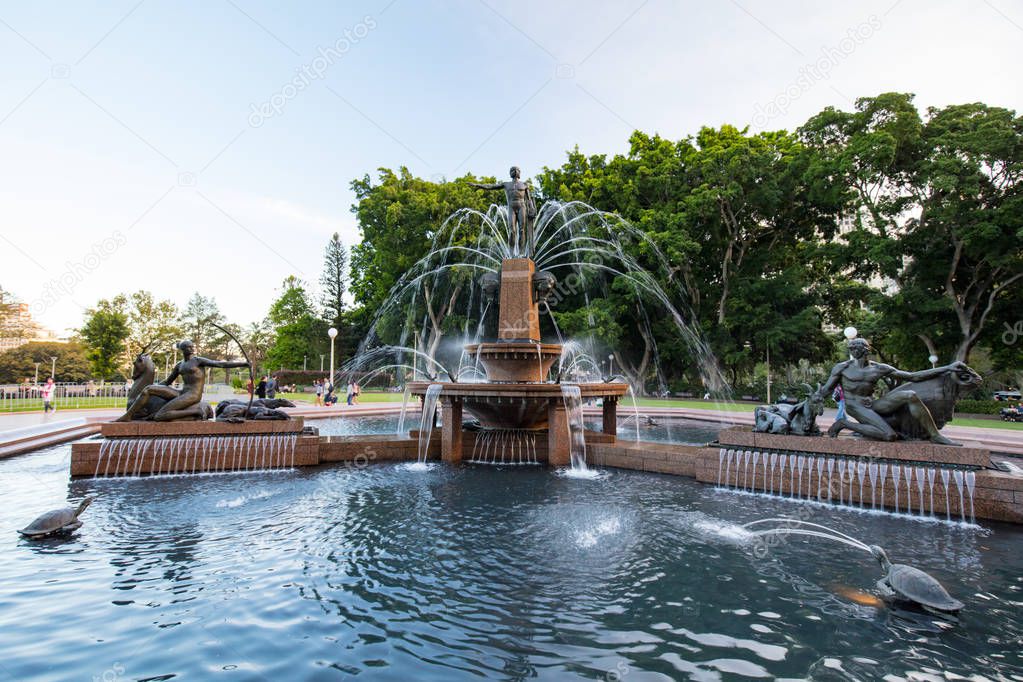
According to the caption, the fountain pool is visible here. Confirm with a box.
[312,413,722,445]
[3,440,1022,680]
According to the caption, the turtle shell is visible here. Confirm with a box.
[886,564,964,612]
[18,506,80,537]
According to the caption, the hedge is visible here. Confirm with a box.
[954,400,1008,415]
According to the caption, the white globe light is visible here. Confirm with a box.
[327,327,338,339]
[928,354,938,363]
[843,326,858,340]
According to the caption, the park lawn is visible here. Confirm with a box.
[631,398,756,412]
[949,417,1023,431]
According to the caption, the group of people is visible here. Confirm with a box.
[312,379,360,406]
[247,375,280,400]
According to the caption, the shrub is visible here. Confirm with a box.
[953,400,1004,415]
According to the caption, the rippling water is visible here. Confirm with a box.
[2,441,1022,680]
[315,413,722,446]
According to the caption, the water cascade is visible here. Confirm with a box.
[713,451,980,525]
[416,384,443,464]
[90,433,298,477]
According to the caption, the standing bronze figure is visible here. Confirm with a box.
[469,166,537,257]
[116,339,249,422]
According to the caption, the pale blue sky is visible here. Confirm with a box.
[1,0,1020,334]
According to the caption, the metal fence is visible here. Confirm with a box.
[0,382,127,412]
[0,382,236,412]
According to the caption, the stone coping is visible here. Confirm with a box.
[717,426,989,468]
[100,417,306,438]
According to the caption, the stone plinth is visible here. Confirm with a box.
[717,426,989,468]
[71,433,319,477]
[498,258,540,341]
[100,418,305,438]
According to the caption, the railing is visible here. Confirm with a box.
[0,382,237,413]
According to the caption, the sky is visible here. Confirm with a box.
[1,0,1021,336]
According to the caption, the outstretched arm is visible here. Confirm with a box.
[197,357,250,370]
[890,361,967,383]
[468,181,504,190]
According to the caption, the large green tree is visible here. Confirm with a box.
[265,276,327,372]
[801,93,1023,365]
[78,301,129,380]
[0,341,91,383]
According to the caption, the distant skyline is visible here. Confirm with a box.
[2,0,1021,335]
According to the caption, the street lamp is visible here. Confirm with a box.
[34,362,40,384]
[319,354,325,372]
[607,353,614,378]
[50,356,57,381]
[328,327,338,387]
[303,355,308,371]
[928,354,938,368]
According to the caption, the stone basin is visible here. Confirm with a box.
[463,342,563,383]
[408,381,629,430]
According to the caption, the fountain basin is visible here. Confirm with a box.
[464,342,563,383]
[407,381,628,430]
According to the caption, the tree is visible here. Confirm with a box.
[78,301,130,380]
[801,93,1023,365]
[350,168,493,361]
[265,276,327,371]
[0,286,27,344]
[179,293,224,352]
[0,341,92,383]
[320,232,349,331]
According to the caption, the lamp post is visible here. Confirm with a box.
[50,356,57,381]
[928,354,938,368]
[608,354,614,378]
[303,355,308,371]
[328,327,338,386]
[34,363,40,385]
[319,354,325,372]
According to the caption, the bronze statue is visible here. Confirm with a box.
[815,339,978,445]
[116,339,248,422]
[754,384,824,436]
[469,166,537,257]
[216,398,295,421]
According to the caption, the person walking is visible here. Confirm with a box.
[346,380,355,406]
[314,379,323,406]
[267,375,278,400]
[246,377,254,400]
[352,381,360,405]
[255,376,267,399]
[832,384,846,422]
[41,377,56,413]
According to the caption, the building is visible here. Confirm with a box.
[0,294,65,353]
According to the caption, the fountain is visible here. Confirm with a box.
[406,254,628,467]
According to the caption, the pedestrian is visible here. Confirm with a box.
[41,377,56,413]
[833,384,846,422]
[346,380,355,406]
[353,381,360,405]
[246,377,254,399]
[267,375,278,399]
[256,376,267,399]
[86,379,97,398]
[314,379,323,406]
